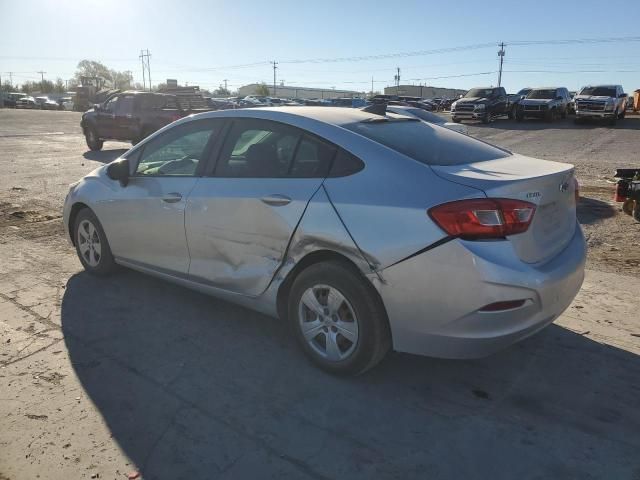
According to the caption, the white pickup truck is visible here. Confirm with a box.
[574,85,627,125]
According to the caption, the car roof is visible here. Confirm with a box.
[194,106,385,126]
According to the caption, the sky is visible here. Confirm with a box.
[2,0,640,95]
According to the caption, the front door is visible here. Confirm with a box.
[98,118,221,274]
[112,94,136,140]
[96,95,119,138]
[186,118,336,296]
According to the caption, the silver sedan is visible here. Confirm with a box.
[63,106,586,375]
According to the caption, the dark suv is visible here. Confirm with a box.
[451,87,512,124]
[516,87,571,122]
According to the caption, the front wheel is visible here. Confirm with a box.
[85,126,103,151]
[288,261,391,375]
[508,106,516,120]
[74,209,117,275]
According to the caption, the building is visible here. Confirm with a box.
[383,84,467,99]
[238,83,362,100]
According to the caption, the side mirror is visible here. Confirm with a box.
[106,158,130,187]
[93,103,102,111]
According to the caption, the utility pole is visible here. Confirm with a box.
[497,42,505,87]
[394,67,401,95]
[371,76,374,95]
[223,79,228,92]
[139,49,151,91]
[37,71,46,86]
[271,61,278,97]
[8,72,13,86]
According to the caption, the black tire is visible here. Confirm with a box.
[85,126,103,151]
[452,118,461,123]
[508,106,516,120]
[73,208,117,276]
[288,261,391,375]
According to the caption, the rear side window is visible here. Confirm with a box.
[345,120,509,166]
[289,135,336,178]
[329,149,364,177]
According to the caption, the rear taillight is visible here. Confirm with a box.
[614,180,628,203]
[428,198,536,240]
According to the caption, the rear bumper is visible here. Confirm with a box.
[375,224,586,359]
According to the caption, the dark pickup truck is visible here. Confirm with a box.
[80,91,209,151]
[451,86,514,123]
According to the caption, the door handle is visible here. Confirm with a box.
[162,192,183,203]
[260,194,291,206]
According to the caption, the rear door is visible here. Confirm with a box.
[185,118,336,295]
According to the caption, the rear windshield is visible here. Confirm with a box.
[345,119,510,166]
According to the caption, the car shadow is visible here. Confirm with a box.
[577,196,617,225]
[82,149,128,163]
[60,270,640,479]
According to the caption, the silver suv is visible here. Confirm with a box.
[574,85,627,125]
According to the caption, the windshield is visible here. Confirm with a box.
[345,119,509,166]
[527,89,556,100]
[517,88,532,96]
[465,88,494,98]
[580,86,616,97]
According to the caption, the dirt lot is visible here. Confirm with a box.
[1,109,639,480]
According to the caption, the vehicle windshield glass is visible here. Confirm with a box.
[580,86,616,97]
[465,88,494,98]
[517,88,531,96]
[527,89,556,99]
[345,119,509,166]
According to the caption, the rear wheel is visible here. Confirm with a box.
[74,209,117,276]
[288,261,390,375]
[85,126,103,151]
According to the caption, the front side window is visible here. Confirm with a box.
[134,120,218,176]
[115,95,134,115]
[103,95,118,113]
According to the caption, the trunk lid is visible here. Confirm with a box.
[431,154,577,264]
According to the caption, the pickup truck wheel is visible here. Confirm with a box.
[452,118,461,123]
[85,127,103,151]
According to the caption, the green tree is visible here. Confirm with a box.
[39,79,54,94]
[255,82,270,96]
[54,78,65,94]
[75,59,112,84]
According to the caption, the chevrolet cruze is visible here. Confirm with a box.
[63,106,586,375]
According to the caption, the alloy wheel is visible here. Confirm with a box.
[298,284,359,361]
[77,219,102,267]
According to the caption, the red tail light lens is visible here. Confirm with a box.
[428,198,536,240]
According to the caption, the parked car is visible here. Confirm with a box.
[574,85,627,125]
[63,106,585,375]
[386,105,468,134]
[15,96,38,109]
[567,91,577,114]
[4,92,26,108]
[35,96,60,110]
[516,87,571,122]
[507,88,532,116]
[58,97,74,111]
[450,87,513,123]
[80,91,212,151]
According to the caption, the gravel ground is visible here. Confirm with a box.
[1,109,639,480]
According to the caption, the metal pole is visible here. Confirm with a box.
[146,49,152,91]
[272,61,278,97]
[140,50,146,90]
[497,42,505,87]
